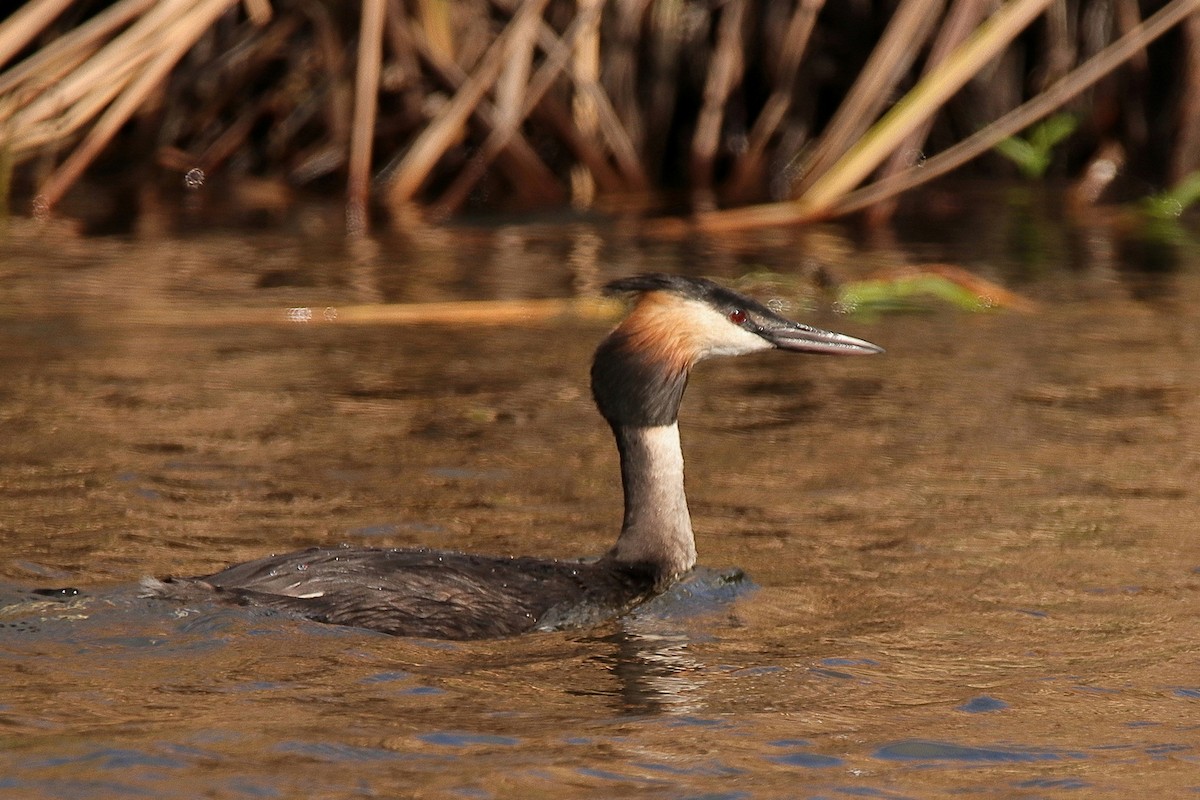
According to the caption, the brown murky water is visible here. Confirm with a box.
[2,203,1199,798]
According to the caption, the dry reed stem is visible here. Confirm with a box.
[430,2,604,219]
[572,79,649,191]
[3,0,1192,225]
[181,15,300,175]
[643,1,686,179]
[571,0,602,207]
[240,0,272,26]
[494,8,535,133]
[1171,11,1200,182]
[416,0,455,64]
[384,0,553,207]
[0,0,157,99]
[7,0,199,135]
[401,21,563,207]
[866,0,992,224]
[834,0,1200,216]
[312,4,352,147]
[692,0,1147,233]
[192,103,259,173]
[673,0,1057,232]
[792,0,946,197]
[508,7,646,191]
[797,0,1056,215]
[348,0,387,236]
[36,0,244,211]
[1115,0,1150,72]
[606,0,650,157]
[528,94,624,191]
[726,0,824,202]
[11,70,129,152]
[0,0,75,70]
[691,0,746,194]
[382,0,422,93]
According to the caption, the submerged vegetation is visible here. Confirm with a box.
[2,0,1200,232]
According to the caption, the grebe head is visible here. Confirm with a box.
[591,274,882,427]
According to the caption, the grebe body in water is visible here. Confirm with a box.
[145,274,882,639]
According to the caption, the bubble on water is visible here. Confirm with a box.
[31,194,50,221]
[287,307,313,323]
[1091,158,1118,182]
[183,167,205,189]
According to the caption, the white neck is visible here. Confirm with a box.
[606,422,696,582]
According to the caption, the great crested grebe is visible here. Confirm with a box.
[144,274,882,639]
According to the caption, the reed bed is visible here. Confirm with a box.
[2,0,1199,231]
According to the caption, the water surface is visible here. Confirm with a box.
[2,207,1198,798]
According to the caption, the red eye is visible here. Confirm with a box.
[729,309,747,325]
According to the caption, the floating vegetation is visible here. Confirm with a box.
[838,264,1036,316]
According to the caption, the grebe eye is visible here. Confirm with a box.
[728,309,747,325]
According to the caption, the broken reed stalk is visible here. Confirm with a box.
[834,0,1200,217]
[133,297,622,328]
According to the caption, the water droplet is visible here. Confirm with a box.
[184,167,205,189]
[287,307,313,323]
[323,307,338,322]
